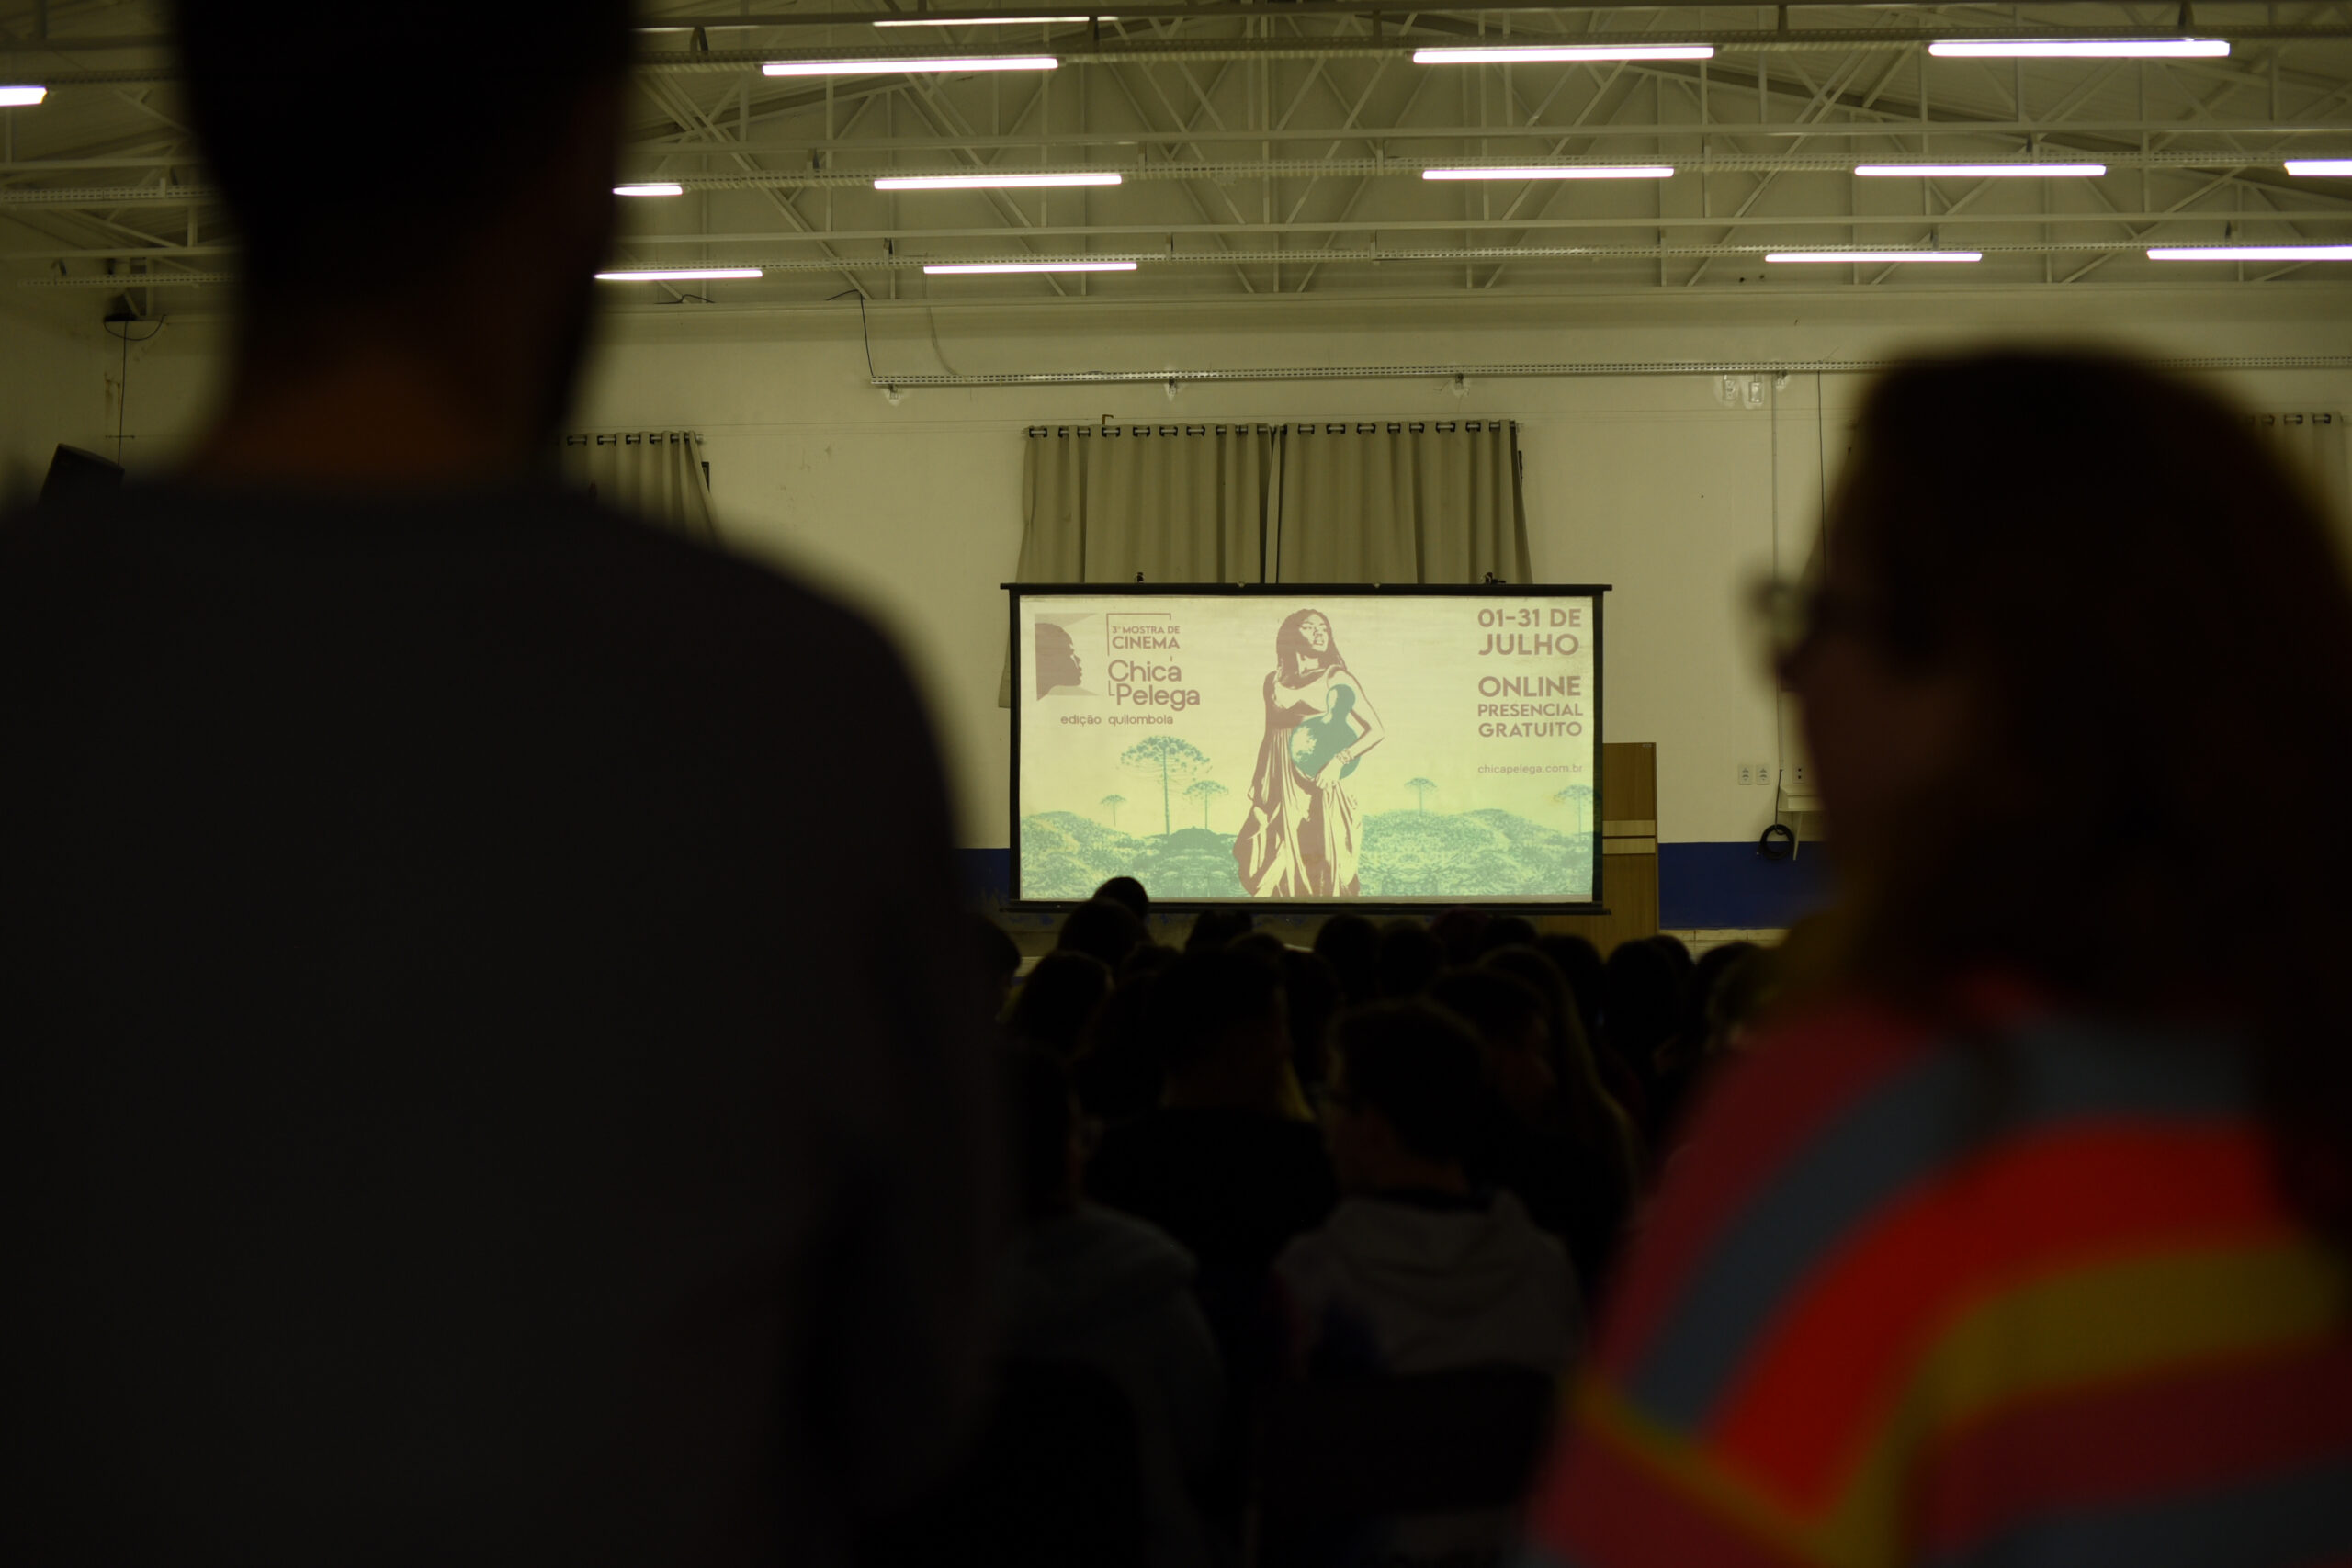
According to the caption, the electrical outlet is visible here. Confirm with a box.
[1757,762,1774,788]
[1792,764,1808,788]
[1737,764,1754,786]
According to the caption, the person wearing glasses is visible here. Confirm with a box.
[1519,352,2352,1568]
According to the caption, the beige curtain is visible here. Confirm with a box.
[1001,423,1283,705]
[1001,418,1534,705]
[560,430,718,544]
[1019,422,1282,581]
[1273,420,1532,584]
[2249,412,2350,556]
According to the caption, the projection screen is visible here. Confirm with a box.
[1008,584,1608,908]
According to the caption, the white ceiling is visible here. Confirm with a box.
[4,0,2349,310]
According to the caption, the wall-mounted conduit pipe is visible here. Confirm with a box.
[858,355,2352,388]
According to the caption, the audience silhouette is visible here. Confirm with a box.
[14,81,2344,1566]
[1523,351,2352,1568]
[991,1047,1223,1568]
[2,4,997,1564]
[1007,950,1114,1063]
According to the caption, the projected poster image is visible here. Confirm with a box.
[1015,589,1602,905]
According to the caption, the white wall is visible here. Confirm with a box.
[0,298,114,510]
[28,281,2352,851]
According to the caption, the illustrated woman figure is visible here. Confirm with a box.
[1234,608,1386,897]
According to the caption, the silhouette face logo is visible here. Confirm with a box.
[1035,623,1084,697]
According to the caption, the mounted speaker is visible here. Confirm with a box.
[39,445,125,507]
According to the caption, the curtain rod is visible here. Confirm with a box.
[877,355,2352,388]
[1023,419,1520,434]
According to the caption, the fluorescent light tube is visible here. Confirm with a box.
[1423,165,1673,181]
[874,15,1091,24]
[1929,38,2228,58]
[923,260,1137,274]
[2147,245,2352,262]
[876,172,1121,189]
[0,85,47,107]
[595,267,764,281]
[763,55,1057,75]
[2285,160,2352,176]
[615,183,684,197]
[1413,45,1714,64]
[1855,163,2105,178]
[1766,251,1983,263]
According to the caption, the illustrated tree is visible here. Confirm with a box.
[1405,777,1438,813]
[1553,784,1596,832]
[1119,735,1211,839]
[1184,777,1231,829]
[1100,793,1126,828]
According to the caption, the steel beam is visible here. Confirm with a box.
[631,0,2352,24]
[22,236,2352,289]
[23,196,2346,268]
[10,115,2346,177]
[22,24,2352,89]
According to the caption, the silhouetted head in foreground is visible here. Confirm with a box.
[1312,912,1381,1005]
[1600,938,1680,1100]
[174,0,633,485]
[1003,1045,1081,1222]
[1324,1002,1488,1194]
[1186,908,1254,953]
[1005,952,1112,1062]
[1476,915,1540,957]
[1056,897,1147,971]
[1787,349,2352,1238]
[1427,908,1488,966]
[1120,942,1179,981]
[971,916,1023,1020]
[1155,949,1289,1112]
[1279,948,1344,1093]
[1429,968,1555,1122]
[1373,919,1444,999]
[1534,933,1605,1043]
[1481,944,1634,1176]
[1091,875,1149,921]
[1072,973,1167,1122]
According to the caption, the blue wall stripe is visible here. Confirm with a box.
[1657,840,1836,930]
[957,848,1012,908]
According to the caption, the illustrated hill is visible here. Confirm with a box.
[1018,807,1593,899]
[1354,807,1594,898]
[1020,813,1247,898]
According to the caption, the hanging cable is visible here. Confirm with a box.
[102,311,165,468]
[829,288,878,382]
[922,272,968,378]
